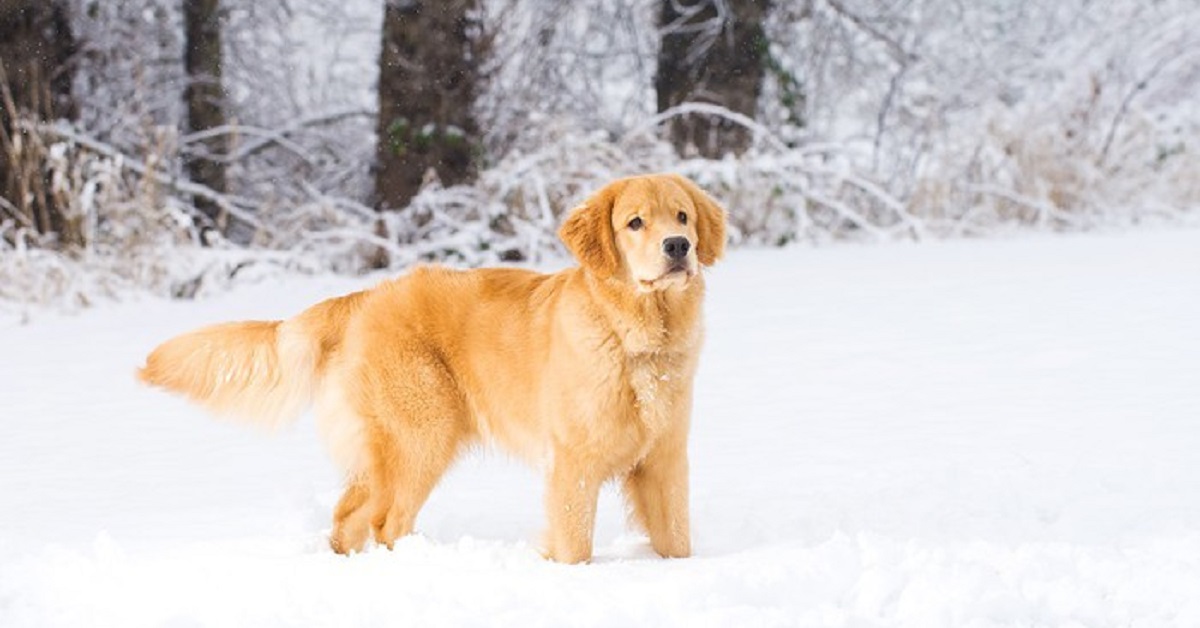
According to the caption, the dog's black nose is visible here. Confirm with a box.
[663,236,691,260]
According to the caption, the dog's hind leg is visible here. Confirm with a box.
[314,374,378,554]
[364,352,470,550]
[329,475,372,554]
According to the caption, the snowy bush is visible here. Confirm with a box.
[764,0,1200,235]
[0,118,196,313]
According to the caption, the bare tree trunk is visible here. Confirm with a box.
[183,0,231,239]
[656,0,770,158]
[0,0,77,245]
[374,0,482,214]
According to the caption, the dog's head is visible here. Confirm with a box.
[559,174,726,291]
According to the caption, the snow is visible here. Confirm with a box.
[2,229,1199,627]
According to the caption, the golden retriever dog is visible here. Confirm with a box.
[139,173,726,563]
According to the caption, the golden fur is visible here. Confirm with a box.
[139,173,726,563]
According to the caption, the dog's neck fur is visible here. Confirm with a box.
[580,269,705,357]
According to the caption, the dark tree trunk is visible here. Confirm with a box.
[374,0,481,213]
[0,0,77,244]
[656,0,770,158]
[183,0,230,237]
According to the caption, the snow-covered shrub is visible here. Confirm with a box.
[906,1,1200,235]
[764,0,1200,236]
[380,107,921,268]
[0,117,197,313]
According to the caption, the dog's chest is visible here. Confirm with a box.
[624,351,685,437]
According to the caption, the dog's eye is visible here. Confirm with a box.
[677,211,688,225]
[628,217,644,231]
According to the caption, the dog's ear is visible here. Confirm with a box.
[559,182,621,279]
[667,174,727,266]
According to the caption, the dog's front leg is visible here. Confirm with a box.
[623,430,691,559]
[543,455,602,564]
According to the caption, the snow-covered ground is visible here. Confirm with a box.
[2,229,1199,627]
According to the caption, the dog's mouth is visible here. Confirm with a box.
[638,264,694,291]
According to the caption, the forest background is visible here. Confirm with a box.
[0,0,1196,313]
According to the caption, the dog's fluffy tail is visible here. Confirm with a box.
[138,291,364,428]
